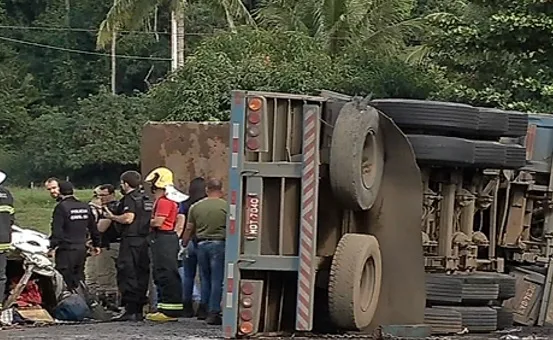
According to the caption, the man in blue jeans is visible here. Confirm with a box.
[178,177,206,318]
[182,178,226,325]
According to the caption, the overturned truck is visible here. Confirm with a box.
[141,90,553,337]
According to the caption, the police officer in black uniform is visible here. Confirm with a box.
[0,171,14,309]
[104,171,152,321]
[48,181,102,290]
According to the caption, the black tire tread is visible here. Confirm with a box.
[462,272,517,300]
[493,306,514,330]
[370,99,480,135]
[477,108,528,138]
[424,307,463,335]
[368,99,529,138]
[435,306,497,332]
[426,273,500,303]
[408,135,525,169]
[462,283,500,301]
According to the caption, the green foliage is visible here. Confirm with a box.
[255,0,429,56]
[148,28,342,121]
[425,0,553,112]
[337,51,441,99]
[22,88,149,178]
[10,0,553,188]
[96,0,254,49]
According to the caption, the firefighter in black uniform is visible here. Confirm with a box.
[48,181,102,290]
[104,171,152,321]
[0,171,14,309]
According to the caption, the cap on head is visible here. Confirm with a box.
[59,181,74,196]
[145,167,174,189]
[0,171,5,186]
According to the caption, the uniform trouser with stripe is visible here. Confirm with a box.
[0,252,6,308]
[151,231,183,317]
[117,236,150,314]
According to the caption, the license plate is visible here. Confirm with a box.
[245,194,260,240]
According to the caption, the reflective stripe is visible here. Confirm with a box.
[0,206,13,214]
[157,303,183,310]
[0,243,11,251]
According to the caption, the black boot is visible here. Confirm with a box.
[206,312,222,325]
[196,303,208,320]
[112,304,144,322]
[183,301,194,318]
[112,311,143,322]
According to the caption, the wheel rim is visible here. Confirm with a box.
[361,131,377,190]
[359,256,376,312]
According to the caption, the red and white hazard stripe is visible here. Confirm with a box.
[228,190,237,236]
[296,109,318,331]
[225,262,234,309]
[231,123,239,168]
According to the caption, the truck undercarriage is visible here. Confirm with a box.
[140,90,553,338]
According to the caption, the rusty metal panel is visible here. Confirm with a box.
[140,122,230,191]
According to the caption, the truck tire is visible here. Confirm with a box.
[494,306,514,330]
[478,108,528,138]
[330,101,384,211]
[426,274,464,304]
[426,273,499,304]
[477,108,509,136]
[462,283,500,303]
[424,307,463,335]
[407,135,525,169]
[462,272,516,300]
[328,233,382,330]
[506,111,529,137]
[369,99,481,135]
[435,306,497,332]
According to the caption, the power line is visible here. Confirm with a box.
[0,35,171,61]
[0,24,213,36]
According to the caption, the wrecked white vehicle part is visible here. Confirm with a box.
[4,226,105,324]
[11,225,50,254]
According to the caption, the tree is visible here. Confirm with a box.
[21,88,150,183]
[147,28,442,120]
[148,28,341,120]
[96,0,254,49]
[425,0,553,112]
[254,0,436,56]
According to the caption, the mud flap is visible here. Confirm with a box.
[504,266,545,326]
[362,112,426,329]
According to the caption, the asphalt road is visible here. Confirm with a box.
[1,318,223,340]
[3,321,553,340]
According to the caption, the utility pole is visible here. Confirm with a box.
[176,8,185,68]
[111,3,117,95]
[171,11,178,71]
[170,4,185,72]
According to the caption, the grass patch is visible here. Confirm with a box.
[8,187,95,234]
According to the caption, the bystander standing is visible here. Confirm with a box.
[182,178,227,325]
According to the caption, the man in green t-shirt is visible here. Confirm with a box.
[182,178,227,325]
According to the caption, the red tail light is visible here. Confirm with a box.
[237,280,263,336]
[246,96,267,152]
